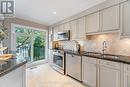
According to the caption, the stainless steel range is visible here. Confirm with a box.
[52,49,65,74]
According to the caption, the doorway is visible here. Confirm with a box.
[11,24,48,64]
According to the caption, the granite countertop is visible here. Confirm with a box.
[0,56,27,77]
[65,50,130,64]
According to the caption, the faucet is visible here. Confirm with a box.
[102,41,107,54]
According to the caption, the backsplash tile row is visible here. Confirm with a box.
[84,33,130,56]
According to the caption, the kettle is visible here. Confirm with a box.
[54,43,59,49]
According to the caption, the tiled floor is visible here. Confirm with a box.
[26,64,86,87]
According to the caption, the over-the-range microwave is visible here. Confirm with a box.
[57,30,70,41]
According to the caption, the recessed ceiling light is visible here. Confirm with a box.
[53,12,57,15]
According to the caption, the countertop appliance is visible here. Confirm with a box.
[57,30,70,41]
[52,49,65,74]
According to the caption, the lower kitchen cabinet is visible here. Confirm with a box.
[66,54,82,81]
[0,65,26,87]
[82,57,122,87]
[82,57,97,87]
[99,60,121,87]
[48,49,53,65]
[124,64,130,87]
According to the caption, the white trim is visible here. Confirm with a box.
[11,23,48,65]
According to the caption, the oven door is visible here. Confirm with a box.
[53,54,64,70]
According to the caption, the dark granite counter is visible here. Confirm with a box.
[0,57,27,77]
[65,50,130,64]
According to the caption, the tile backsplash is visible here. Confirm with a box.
[84,33,130,56]
[59,32,130,56]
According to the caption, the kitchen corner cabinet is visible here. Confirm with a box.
[99,60,121,87]
[124,64,130,87]
[86,12,100,33]
[77,17,86,39]
[82,57,97,87]
[66,54,82,81]
[120,1,130,38]
[100,5,119,32]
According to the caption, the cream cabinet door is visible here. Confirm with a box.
[82,57,97,87]
[70,20,78,39]
[64,22,70,30]
[124,72,130,87]
[48,49,53,65]
[77,17,86,39]
[53,26,59,41]
[99,66,120,87]
[124,64,130,87]
[53,26,59,33]
[86,12,100,33]
[58,24,64,32]
[120,1,130,38]
[100,5,119,31]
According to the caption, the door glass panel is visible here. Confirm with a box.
[14,26,46,62]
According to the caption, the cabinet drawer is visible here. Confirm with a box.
[83,57,97,64]
[100,60,121,69]
[124,64,130,71]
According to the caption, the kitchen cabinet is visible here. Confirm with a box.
[0,65,26,87]
[77,17,86,39]
[99,60,121,87]
[66,54,82,81]
[124,64,130,87]
[70,17,86,40]
[70,20,78,39]
[48,49,53,65]
[82,57,97,87]
[58,24,64,32]
[86,12,100,33]
[120,1,130,38]
[53,26,59,41]
[100,5,119,32]
[64,22,70,30]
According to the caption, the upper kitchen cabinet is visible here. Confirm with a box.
[120,1,130,38]
[64,22,70,30]
[86,12,100,34]
[100,5,120,32]
[77,17,86,39]
[70,20,78,39]
[53,26,59,41]
[59,24,64,32]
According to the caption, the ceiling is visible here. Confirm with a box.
[15,0,106,25]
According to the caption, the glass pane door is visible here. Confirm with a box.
[14,26,46,62]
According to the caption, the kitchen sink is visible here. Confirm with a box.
[101,54,119,59]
